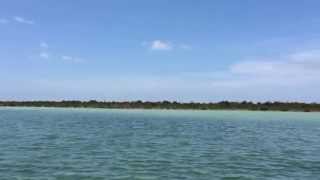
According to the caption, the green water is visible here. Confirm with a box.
[0,107,320,179]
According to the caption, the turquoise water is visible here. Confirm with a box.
[0,107,320,180]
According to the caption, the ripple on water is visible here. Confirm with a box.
[0,107,320,179]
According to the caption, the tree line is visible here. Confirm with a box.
[0,100,320,112]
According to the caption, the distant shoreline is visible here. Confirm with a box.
[1,100,320,112]
[2,106,320,114]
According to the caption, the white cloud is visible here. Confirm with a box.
[35,42,85,63]
[230,50,320,77]
[0,18,9,24]
[150,40,172,50]
[198,49,320,101]
[40,42,48,48]
[139,49,319,102]
[61,56,73,61]
[13,16,34,25]
[39,52,49,59]
[146,40,191,51]
[61,55,84,63]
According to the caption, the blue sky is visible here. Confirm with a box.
[1,0,320,102]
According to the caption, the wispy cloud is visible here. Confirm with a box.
[192,49,320,101]
[37,42,85,63]
[61,55,85,63]
[229,50,320,77]
[13,16,34,25]
[0,18,9,24]
[40,42,48,48]
[39,52,49,59]
[150,40,172,50]
[142,49,320,102]
[1,16,35,25]
[34,41,85,63]
[38,42,49,59]
[144,40,191,51]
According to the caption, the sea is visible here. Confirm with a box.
[0,107,319,179]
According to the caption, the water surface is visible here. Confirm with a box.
[0,107,320,179]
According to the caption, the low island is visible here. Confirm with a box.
[0,100,320,112]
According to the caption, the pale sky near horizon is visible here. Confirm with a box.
[1,0,320,102]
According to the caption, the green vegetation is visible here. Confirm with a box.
[0,100,320,112]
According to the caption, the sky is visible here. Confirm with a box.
[1,0,320,102]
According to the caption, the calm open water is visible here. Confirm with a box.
[0,107,320,180]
